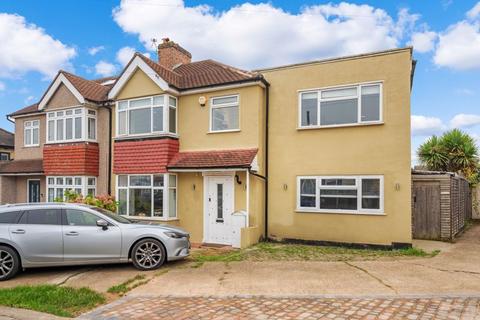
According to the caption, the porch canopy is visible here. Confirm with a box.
[0,159,43,175]
[167,148,258,172]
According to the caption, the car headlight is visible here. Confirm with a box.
[164,231,187,239]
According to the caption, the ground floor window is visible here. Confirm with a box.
[297,175,384,214]
[116,174,177,220]
[47,176,96,201]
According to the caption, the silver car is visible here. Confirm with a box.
[0,203,190,280]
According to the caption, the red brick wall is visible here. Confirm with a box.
[114,138,179,174]
[43,143,99,176]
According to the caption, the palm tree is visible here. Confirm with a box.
[417,129,479,184]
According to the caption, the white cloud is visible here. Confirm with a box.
[24,95,35,104]
[467,2,480,19]
[95,60,117,77]
[0,13,76,78]
[0,81,5,91]
[450,114,480,129]
[433,3,480,70]
[88,46,105,56]
[411,115,446,136]
[409,31,437,52]
[116,46,136,66]
[455,88,475,96]
[113,0,420,69]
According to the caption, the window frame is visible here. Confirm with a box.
[46,176,96,202]
[115,95,177,138]
[116,173,177,221]
[0,152,10,161]
[46,107,97,144]
[209,94,240,133]
[24,119,40,147]
[298,81,383,129]
[296,175,384,215]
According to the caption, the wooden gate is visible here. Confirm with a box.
[413,182,441,239]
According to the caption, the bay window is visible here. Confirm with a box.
[297,175,383,214]
[47,176,96,201]
[47,108,96,143]
[24,120,39,147]
[299,82,382,128]
[116,95,177,137]
[116,174,177,220]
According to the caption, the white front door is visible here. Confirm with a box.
[205,175,234,245]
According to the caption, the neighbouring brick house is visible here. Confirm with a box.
[1,39,415,248]
[0,128,14,161]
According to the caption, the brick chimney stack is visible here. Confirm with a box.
[157,37,192,70]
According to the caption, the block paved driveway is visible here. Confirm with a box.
[81,295,480,319]
[80,225,480,319]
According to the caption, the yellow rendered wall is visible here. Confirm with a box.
[262,49,413,245]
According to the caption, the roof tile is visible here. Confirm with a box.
[168,148,258,169]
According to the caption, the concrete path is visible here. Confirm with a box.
[128,225,480,297]
[0,306,65,320]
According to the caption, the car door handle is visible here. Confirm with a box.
[11,229,25,234]
[65,231,79,236]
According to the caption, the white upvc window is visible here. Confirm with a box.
[116,174,177,220]
[47,176,96,201]
[299,82,382,128]
[210,95,240,132]
[24,120,40,147]
[46,107,96,143]
[116,95,177,137]
[297,175,384,214]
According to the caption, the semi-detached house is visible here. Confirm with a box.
[0,39,415,248]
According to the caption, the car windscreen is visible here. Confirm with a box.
[90,207,132,224]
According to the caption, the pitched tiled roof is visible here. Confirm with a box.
[0,159,43,174]
[0,129,14,148]
[61,71,111,102]
[168,148,258,169]
[7,103,40,117]
[137,54,262,90]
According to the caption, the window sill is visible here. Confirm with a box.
[44,140,97,145]
[208,129,241,134]
[115,133,178,141]
[297,121,384,131]
[23,145,40,148]
[296,208,385,216]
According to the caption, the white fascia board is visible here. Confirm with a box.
[38,73,85,110]
[108,56,177,99]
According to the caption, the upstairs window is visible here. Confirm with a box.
[116,95,177,137]
[297,175,384,214]
[299,83,382,128]
[24,120,39,147]
[47,108,96,143]
[210,95,239,132]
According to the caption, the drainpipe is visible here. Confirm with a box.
[260,77,270,240]
[107,105,113,195]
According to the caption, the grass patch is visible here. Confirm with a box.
[107,274,148,296]
[191,242,439,263]
[0,285,105,318]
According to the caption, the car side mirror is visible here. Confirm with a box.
[96,219,109,230]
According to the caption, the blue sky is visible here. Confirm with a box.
[0,0,479,163]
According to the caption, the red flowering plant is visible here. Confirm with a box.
[60,190,118,212]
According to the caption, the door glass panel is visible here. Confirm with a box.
[65,209,99,226]
[216,184,223,222]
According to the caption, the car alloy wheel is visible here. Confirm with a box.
[0,249,14,279]
[134,241,163,269]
